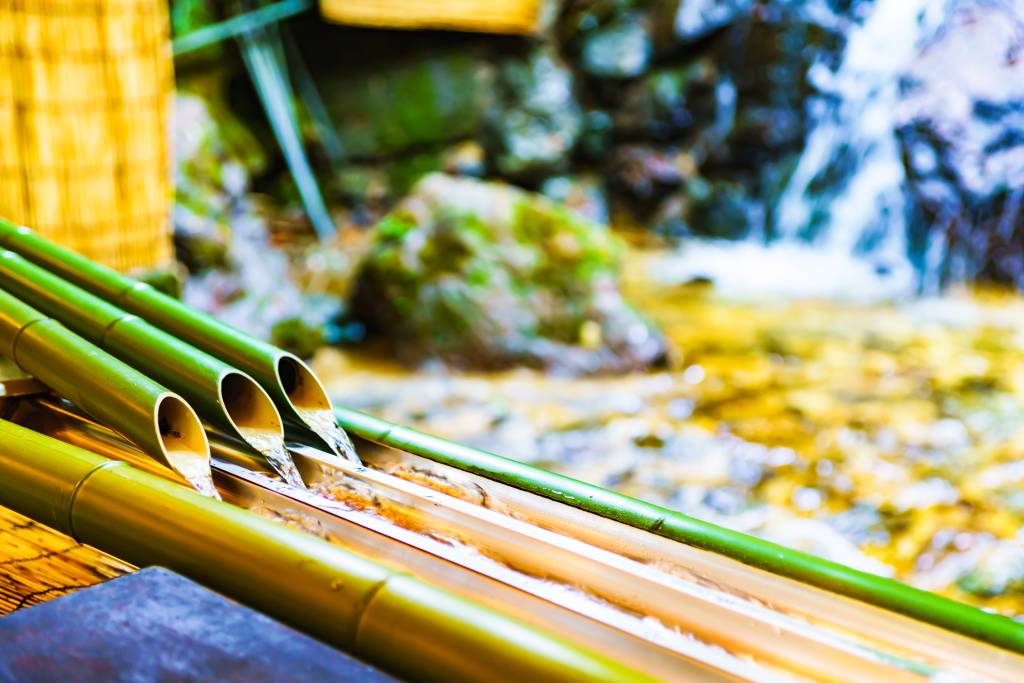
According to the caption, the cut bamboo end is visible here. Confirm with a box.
[278,354,361,465]
[221,370,283,436]
[154,393,216,498]
[221,369,306,488]
[277,354,332,413]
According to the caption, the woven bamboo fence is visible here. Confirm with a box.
[0,0,174,272]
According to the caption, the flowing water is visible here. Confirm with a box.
[295,406,362,465]
[669,0,969,299]
[165,450,220,500]
[314,246,1024,617]
[239,426,307,488]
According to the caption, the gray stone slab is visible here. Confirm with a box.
[0,567,397,682]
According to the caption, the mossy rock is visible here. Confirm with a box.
[318,50,488,159]
[351,174,665,374]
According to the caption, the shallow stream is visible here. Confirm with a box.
[316,246,1024,618]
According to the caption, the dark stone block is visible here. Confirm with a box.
[0,567,396,683]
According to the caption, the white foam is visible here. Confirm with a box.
[652,240,916,301]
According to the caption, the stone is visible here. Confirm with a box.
[541,174,610,225]
[670,0,754,43]
[614,57,719,140]
[0,568,393,682]
[579,12,653,78]
[484,48,583,179]
[351,173,665,374]
[318,49,489,159]
[608,145,694,206]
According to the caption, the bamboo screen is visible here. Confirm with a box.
[0,0,174,272]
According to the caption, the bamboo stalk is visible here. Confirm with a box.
[0,288,213,495]
[0,219,358,464]
[0,418,653,683]
[0,249,303,487]
[332,406,1024,656]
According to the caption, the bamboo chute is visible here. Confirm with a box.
[333,406,1024,655]
[0,249,303,487]
[0,288,212,495]
[0,219,357,464]
[0,0,173,271]
[0,417,653,683]
[9,396,1024,681]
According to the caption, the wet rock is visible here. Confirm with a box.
[608,145,695,208]
[686,177,761,239]
[541,174,609,225]
[670,0,754,43]
[614,57,720,140]
[351,173,665,374]
[173,80,268,274]
[484,48,583,179]
[579,12,652,78]
[318,49,489,159]
[896,2,1024,287]
[649,175,761,240]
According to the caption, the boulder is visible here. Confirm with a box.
[351,174,665,374]
[579,12,653,78]
[317,48,489,159]
[484,48,583,179]
[613,57,720,141]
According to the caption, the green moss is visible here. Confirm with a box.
[351,174,664,372]
[322,52,486,158]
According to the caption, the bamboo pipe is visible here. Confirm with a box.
[0,220,358,464]
[0,288,214,495]
[0,249,304,487]
[0,418,654,683]
[333,406,1024,656]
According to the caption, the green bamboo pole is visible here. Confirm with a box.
[334,406,1024,655]
[0,219,358,464]
[172,0,314,57]
[0,250,304,487]
[0,418,653,683]
[0,288,214,495]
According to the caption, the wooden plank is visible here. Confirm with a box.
[319,0,544,35]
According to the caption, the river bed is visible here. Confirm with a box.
[315,246,1024,618]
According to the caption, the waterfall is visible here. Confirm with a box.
[658,0,955,300]
[773,0,948,286]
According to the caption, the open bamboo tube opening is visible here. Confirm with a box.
[276,355,359,464]
[0,220,361,466]
[155,394,213,497]
[219,370,304,487]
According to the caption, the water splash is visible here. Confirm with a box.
[296,407,362,465]
[168,453,222,500]
[240,427,307,488]
[262,443,307,488]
